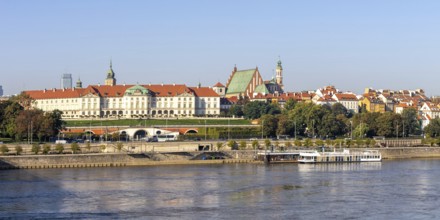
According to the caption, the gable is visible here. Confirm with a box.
[226,69,256,94]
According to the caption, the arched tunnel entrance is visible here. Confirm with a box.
[133,130,148,140]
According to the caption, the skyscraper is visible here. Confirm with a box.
[61,74,72,89]
[0,85,3,96]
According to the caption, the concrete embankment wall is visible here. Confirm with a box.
[379,147,440,159]
[2,147,440,170]
[0,151,256,170]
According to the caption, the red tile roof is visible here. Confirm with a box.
[213,82,225,87]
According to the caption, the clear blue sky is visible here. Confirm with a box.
[1,0,439,96]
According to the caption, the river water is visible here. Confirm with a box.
[1,159,440,219]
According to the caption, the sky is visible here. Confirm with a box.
[1,0,440,96]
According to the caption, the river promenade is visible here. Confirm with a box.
[2,143,440,169]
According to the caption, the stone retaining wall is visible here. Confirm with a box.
[2,147,440,170]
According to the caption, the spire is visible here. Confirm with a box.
[110,59,112,69]
[76,77,83,88]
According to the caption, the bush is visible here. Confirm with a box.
[294,139,302,147]
[15,145,23,155]
[251,140,260,149]
[71,142,80,154]
[86,142,92,151]
[227,140,237,150]
[303,139,312,147]
[216,142,224,150]
[116,142,123,152]
[264,139,271,149]
[31,144,41,155]
[315,139,324,147]
[239,141,247,150]
[55,144,64,154]
[0,145,9,155]
[42,144,51,154]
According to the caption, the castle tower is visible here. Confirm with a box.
[275,58,283,90]
[105,60,116,86]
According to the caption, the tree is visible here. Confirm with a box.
[375,112,400,137]
[284,98,297,112]
[71,142,80,154]
[228,105,244,117]
[401,108,421,136]
[331,103,351,118]
[0,145,9,155]
[15,145,23,155]
[261,114,278,138]
[424,118,440,138]
[216,142,224,150]
[55,144,64,154]
[31,143,41,155]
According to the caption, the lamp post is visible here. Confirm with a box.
[261,120,264,139]
[294,121,297,140]
[350,120,353,140]
[205,119,207,141]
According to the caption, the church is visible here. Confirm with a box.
[219,59,284,98]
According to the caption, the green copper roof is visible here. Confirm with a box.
[125,85,149,95]
[226,69,255,94]
[254,84,269,94]
[107,60,115,79]
[276,60,282,70]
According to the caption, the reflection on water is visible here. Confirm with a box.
[1,160,440,219]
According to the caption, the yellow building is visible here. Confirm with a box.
[359,96,386,113]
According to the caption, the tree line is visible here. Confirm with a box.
[227,99,429,139]
[0,93,65,142]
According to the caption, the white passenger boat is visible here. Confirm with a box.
[298,149,381,163]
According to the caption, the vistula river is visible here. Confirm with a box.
[1,159,440,219]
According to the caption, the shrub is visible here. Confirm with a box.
[315,139,324,147]
[15,145,23,155]
[116,142,123,152]
[303,138,312,147]
[227,140,237,150]
[31,144,41,155]
[42,144,51,154]
[0,145,9,155]
[55,144,64,154]
[251,140,259,149]
[264,139,271,149]
[216,142,224,150]
[239,141,247,150]
[71,142,80,154]
[294,139,302,147]
[86,142,92,151]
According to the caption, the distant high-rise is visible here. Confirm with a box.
[0,85,3,96]
[61,74,72,89]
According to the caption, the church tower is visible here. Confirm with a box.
[275,58,283,90]
[105,60,117,86]
[75,77,83,88]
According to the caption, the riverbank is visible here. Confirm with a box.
[2,147,440,170]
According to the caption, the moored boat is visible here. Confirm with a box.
[298,149,381,163]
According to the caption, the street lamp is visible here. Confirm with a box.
[294,121,297,140]
[350,120,353,140]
